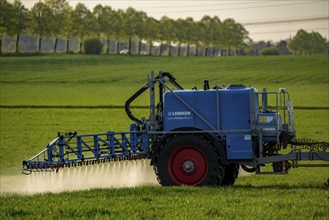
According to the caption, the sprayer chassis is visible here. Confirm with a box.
[22,71,329,186]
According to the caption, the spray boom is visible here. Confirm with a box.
[22,130,149,175]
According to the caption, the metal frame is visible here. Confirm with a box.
[22,131,148,174]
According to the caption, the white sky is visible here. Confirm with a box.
[20,0,329,42]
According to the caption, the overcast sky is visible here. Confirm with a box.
[20,0,328,42]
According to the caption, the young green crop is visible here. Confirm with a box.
[1,55,328,85]
[1,175,328,219]
[0,55,328,108]
[0,55,328,219]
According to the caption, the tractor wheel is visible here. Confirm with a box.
[221,163,239,186]
[155,134,225,186]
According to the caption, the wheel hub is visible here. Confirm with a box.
[182,160,195,173]
[168,145,208,185]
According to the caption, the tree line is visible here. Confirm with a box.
[288,29,328,55]
[0,0,250,55]
[1,0,328,56]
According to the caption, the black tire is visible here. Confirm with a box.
[154,134,225,186]
[221,163,239,186]
[272,162,283,172]
[241,164,256,173]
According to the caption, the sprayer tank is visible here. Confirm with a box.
[163,86,258,159]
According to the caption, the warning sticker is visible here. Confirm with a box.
[244,135,251,140]
[258,116,274,123]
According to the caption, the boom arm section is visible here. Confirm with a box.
[22,131,149,174]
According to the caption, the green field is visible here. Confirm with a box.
[0,55,328,219]
[1,55,328,107]
[0,180,328,219]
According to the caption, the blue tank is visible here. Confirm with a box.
[163,85,258,160]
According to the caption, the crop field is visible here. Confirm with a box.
[0,55,328,219]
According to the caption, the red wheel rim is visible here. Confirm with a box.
[168,145,208,185]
